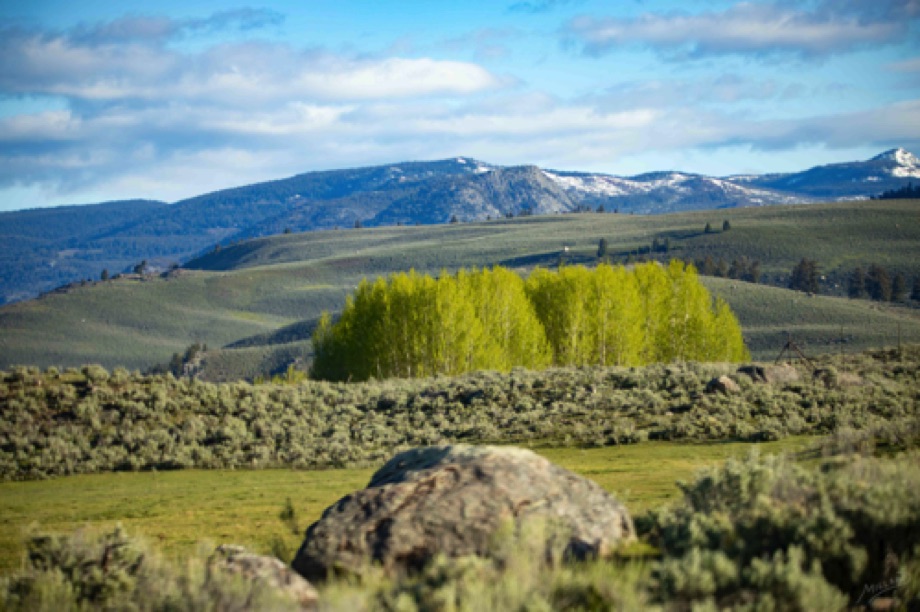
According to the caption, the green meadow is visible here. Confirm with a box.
[0,437,811,573]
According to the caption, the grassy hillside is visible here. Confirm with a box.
[704,277,920,357]
[188,199,920,288]
[1,200,918,372]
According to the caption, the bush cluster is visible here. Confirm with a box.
[1,346,918,481]
[0,526,308,611]
[641,450,920,609]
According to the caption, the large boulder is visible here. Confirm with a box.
[292,445,635,582]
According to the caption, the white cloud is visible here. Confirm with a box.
[292,57,500,100]
[66,9,285,45]
[0,30,501,103]
[744,98,920,150]
[0,110,83,143]
[508,0,584,14]
[0,15,506,197]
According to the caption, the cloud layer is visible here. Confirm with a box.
[1,4,919,207]
[0,14,507,200]
[565,0,920,59]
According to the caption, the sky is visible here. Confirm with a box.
[1,0,919,211]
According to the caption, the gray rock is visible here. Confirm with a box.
[209,545,318,610]
[292,445,635,582]
[705,375,740,394]
[736,365,768,383]
[765,364,801,384]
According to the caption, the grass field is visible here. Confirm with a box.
[1,199,918,374]
[0,437,812,574]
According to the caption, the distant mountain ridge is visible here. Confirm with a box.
[1,148,918,304]
[544,147,920,212]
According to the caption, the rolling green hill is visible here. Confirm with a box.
[1,199,918,375]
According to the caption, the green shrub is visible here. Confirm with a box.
[642,450,920,608]
[0,526,306,611]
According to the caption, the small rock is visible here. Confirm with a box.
[209,545,318,610]
[706,375,740,395]
[764,364,801,384]
[292,445,635,582]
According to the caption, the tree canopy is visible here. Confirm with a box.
[312,262,749,381]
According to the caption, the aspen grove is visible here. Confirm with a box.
[311,262,749,382]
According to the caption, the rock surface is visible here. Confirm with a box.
[292,445,635,582]
[209,545,318,609]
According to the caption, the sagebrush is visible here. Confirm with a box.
[2,346,919,480]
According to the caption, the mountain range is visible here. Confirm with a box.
[1,148,918,304]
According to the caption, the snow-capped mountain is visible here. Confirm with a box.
[541,169,803,214]
[728,148,920,199]
[872,148,920,178]
[540,148,920,213]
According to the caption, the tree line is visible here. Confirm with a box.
[848,264,918,302]
[872,182,920,200]
[786,259,919,302]
[311,262,749,382]
[693,255,761,284]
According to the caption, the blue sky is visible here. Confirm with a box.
[1,0,919,210]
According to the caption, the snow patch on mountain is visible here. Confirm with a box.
[873,147,920,166]
[704,177,806,204]
[542,170,704,196]
[892,166,920,178]
[645,173,693,190]
[542,169,807,206]
[541,171,631,196]
[872,148,920,178]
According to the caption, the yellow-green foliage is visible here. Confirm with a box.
[313,262,748,381]
[525,261,745,367]
[526,261,750,366]
[312,267,551,381]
